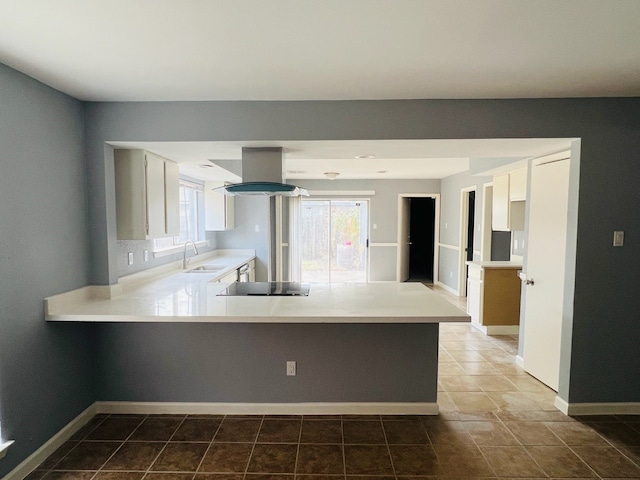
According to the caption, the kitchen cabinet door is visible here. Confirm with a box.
[204,181,234,230]
[115,149,180,240]
[492,174,510,231]
[164,159,180,236]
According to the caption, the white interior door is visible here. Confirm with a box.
[522,156,570,391]
[398,197,411,281]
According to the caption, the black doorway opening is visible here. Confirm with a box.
[408,197,436,283]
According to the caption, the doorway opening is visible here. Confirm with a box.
[409,198,436,282]
[397,194,439,284]
[300,199,369,283]
[458,187,477,296]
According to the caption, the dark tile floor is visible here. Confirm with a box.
[25,411,640,480]
[23,316,640,480]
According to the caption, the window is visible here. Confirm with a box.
[154,180,205,251]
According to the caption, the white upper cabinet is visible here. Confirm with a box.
[509,169,527,201]
[114,149,180,240]
[492,173,510,231]
[204,181,234,231]
[492,169,527,232]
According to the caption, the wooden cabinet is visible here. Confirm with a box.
[114,149,179,240]
[492,169,526,232]
[204,181,234,231]
[467,263,522,335]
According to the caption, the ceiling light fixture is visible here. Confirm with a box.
[377,170,388,174]
[324,172,340,180]
[199,164,214,168]
[355,154,376,159]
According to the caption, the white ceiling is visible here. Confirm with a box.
[0,1,639,102]
[0,1,616,179]
[108,139,574,181]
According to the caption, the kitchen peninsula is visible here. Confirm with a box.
[45,250,469,415]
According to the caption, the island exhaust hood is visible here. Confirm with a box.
[217,181,308,197]
[215,147,308,197]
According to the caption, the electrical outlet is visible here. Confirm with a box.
[143,250,149,262]
[128,252,134,265]
[286,361,296,376]
[373,223,378,229]
[255,224,260,232]
[613,230,624,247]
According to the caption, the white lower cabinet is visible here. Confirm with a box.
[218,270,239,284]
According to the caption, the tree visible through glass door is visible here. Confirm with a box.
[300,200,368,283]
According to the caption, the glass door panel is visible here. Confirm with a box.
[300,200,330,283]
[330,201,367,282]
[301,199,368,283]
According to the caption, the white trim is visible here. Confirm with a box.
[0,441,14,460]
[553,398,640,416]
[308,190,376,196]
[480,182,493,261]
[435,281,458,296]
[1,405,97,480]
[95,401,438,416]
[458,185,477,296]
[438,243,459,251]
[152,240,210,258]
[470,322,520,336]
[370,242,397,247]
[396,194,440,284]
[515,355,525,368]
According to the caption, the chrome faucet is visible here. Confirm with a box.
[182,240,199,269]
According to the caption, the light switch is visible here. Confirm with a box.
[613,230,624,247]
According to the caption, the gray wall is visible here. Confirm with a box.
[95,323,438,403]
[0,64,95,476]
[215,196,271,281]
[439,171,492,291]
[295,179,441,281]
[84,98,640,405]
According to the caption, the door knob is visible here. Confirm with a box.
[518,272,534,286]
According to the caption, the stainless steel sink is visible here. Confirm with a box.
[186,265,226,273]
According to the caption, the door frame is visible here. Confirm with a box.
[480,182,493,261]
[396,193,440,283]
[458,186,477,296]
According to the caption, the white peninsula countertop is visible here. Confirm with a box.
[45,252,469,324]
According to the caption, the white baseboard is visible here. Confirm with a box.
[2,404,97,480]
[554,397,640,416]
[470,322,519,336]
[95,401,439,416]
[435,281,458,296]
[515,355,525,368]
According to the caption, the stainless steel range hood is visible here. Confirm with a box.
[217,147,308,197]
[219,181,308,197]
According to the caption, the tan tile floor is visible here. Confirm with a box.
[23,288,640,479]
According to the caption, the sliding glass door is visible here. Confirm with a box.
[300,199,368,283]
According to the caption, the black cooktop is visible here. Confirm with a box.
[217,282,310,296]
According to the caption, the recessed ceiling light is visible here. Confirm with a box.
[324,172,340,179]
[355,154,376,159]
[377,170,388,174]
[199,164,214,168]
